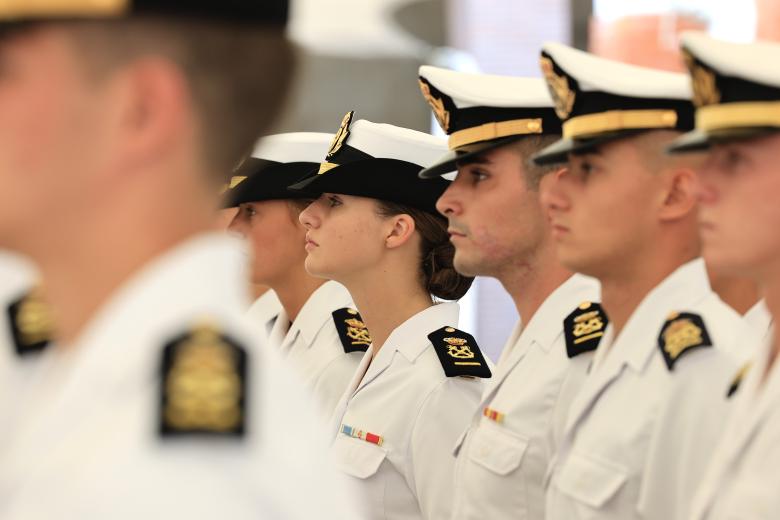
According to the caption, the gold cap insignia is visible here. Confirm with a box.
[326,111,354,160]
[418,79,451,133]
[540,57,576,120]
[682,51,721,108]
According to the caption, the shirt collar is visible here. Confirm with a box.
[288,281,353,346]
[617,257,713,372]
[378,302,460,364]
[64,233,253,385]
[518,273,601,353]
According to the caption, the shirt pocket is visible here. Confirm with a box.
[468,425,529,476]
[554,451,628,514]
[332,435,387,479]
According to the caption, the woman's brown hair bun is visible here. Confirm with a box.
[376,201,474,300]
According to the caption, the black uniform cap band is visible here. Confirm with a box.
[0,0,289,24]
[223,160,319,208]
[288,158,449,215]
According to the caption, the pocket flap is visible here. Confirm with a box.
[468,426,529,476]
[332,435,387,479]
[555,452,628,508]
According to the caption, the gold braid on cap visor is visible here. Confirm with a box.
[0,0,128,19]
[696,101,780,132]
[561,109,679,139]
[448,119,543,149]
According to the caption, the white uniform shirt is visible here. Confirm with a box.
[0,234,363,520]
[330,302,488,520]
[246,289,282,342]
[689,333,780,520]
[451,274,600,520]
[268,281,365,415]
[546,259,743,520]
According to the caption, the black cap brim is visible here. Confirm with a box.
[223,161,318,208]
[418,136,524,179]
[288,158,449,215]
[532,130,649,166]
[667,127,780,154]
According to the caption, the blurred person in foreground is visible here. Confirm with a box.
[0,2,363,518]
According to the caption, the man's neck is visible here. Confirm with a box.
[31,194,215,345]
[599,252,698,338]
[497,247,573,328]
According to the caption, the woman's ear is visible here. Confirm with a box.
[385,213,416,249]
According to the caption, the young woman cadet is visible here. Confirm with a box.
[291,112,492,520]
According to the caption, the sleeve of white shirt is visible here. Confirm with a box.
[408,379,480,520]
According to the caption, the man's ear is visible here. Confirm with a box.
[110,57,192,172]
[385,213,417,249]
[658,166,699,222]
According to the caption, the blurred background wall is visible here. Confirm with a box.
[272,0,768,360]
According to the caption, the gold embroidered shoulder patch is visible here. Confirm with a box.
[7,287,54,356]
[332,308,371,353]
[160,322,247,438]
[657,312,712,371]
[428,326,491,378]
[563,301,608,358]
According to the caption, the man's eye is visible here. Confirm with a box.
[471,169,489,182]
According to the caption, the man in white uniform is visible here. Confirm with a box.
[416,66,603,520]
[668,32,780,520]
[534,42,744,520]
[0,2,362,518]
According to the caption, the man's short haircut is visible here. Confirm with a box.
[68,17,295,180]
[512,134,562,190]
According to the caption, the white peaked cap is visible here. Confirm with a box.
[542,42,691,100]
[252,132,333,163]
[346,119,447,167]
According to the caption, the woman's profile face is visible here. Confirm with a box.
[299,193,391,282]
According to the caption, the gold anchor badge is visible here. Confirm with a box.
[540,56,576,119]
[344,315,372,347]
[443,336,475,359]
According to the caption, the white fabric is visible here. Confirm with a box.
[682,32,780,89]
[451,274,599,520]
[346,119,447,167]
[418,65,554,109]
[328,302,488,520]
[246,289,283,342]
[689,332,780,519]
[546,259,746,520]
[251,132,333,163]
[542,42,692,99]
[0,234,363,520]
[269,281,364,416]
